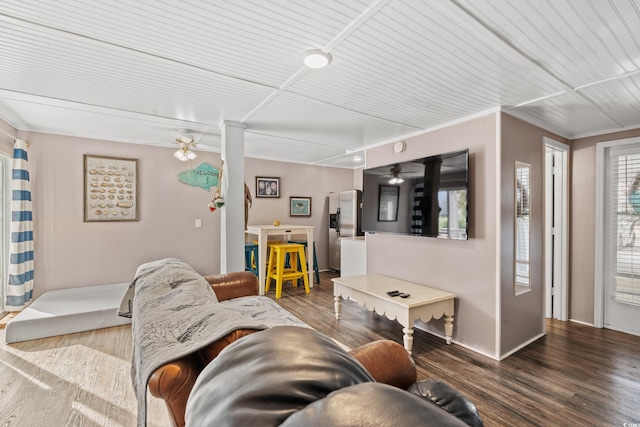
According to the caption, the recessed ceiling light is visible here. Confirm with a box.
[353,155,362,161]
[302,49,332,69]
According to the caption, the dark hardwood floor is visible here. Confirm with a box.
[272,271,640,427]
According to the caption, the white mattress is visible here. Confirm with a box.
[5,282,132,343]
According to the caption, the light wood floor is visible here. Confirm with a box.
[1,271,639,426]
[0,325,170,426]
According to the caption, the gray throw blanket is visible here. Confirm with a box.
[118,258,309,427]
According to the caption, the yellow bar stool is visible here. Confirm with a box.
[253,239,281,274]
[265,243,310,299]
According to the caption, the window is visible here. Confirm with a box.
[607,148,640,306]
[0,154,8,314]
[515,162,531,295]
[438,188,467,239]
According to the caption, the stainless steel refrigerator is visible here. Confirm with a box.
[328,190,363,271]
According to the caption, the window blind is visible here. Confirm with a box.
[515,166,530,286]
[608,148,640,306]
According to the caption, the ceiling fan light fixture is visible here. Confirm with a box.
[302,49,332,69]
[174,141,197,161]
[174,148,186,161]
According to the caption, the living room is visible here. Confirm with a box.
[2,105,640,426]
[1,1,640,425]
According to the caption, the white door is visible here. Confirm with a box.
[544,139,568,320]
[599,139,640,336]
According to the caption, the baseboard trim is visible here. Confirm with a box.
[498,332,545,360]
[568,318,595,327]
[413,324,500,361]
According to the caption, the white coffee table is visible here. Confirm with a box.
[332,274,456,354]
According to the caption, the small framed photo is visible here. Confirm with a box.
[256,177,280,198]
[290,196,312,217]
[84,154,139,222]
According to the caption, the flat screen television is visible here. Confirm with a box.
[362,149,469,240]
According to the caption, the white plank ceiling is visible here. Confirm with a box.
[1,0,639,168]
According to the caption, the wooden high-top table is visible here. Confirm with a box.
[332,274,456,354]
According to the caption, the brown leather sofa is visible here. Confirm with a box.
[186,325,483,426]
[147,271,418,427]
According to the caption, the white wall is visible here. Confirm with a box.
[363,112,580,358]
[244,157,354,271]
[16,114,637,354]
[499,114,568,356]
[25,132,223,296]
[20,131,353,297]
[365,114,500,357]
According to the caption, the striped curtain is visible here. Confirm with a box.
[6,138,34,310]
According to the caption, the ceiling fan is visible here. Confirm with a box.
[387,164,404,184]
[173,131,198,161]
[381,163,422,184]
